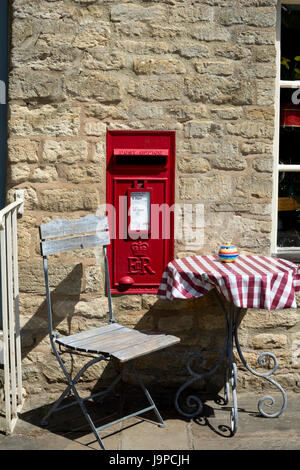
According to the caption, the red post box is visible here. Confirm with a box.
[106,130,175,294]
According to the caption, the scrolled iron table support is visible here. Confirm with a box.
[234,307,287,418]
[175,289,287,433]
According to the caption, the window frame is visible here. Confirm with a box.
[272,0,300,260]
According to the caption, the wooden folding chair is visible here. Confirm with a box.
[39,214,180,450]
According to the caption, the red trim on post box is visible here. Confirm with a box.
[106,130,175,294]
[114,149,169,156]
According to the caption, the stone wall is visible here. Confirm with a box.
[6,0,300,397]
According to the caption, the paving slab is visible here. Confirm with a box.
[0,390,299,451]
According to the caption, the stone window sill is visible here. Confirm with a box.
[272,251,300,263]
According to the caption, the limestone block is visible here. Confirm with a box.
[13,1,78,20]
[256,79,275,106]
[43,140,88,164]
[185,75,254,105]
[212,155,247,171]
[150,24,187,39]
[251,333,288,349]
[84,103,127,120]
[84,265,104,293]
[72,297,108,319]
[84,121,106,137]
[72,23,111,48]
[227,121,273,139]
[114,21,149,38]
[7,164,31,184]
[133,58,186,75]
[239,309,299,329]
[254,45,276,62]
[11,18,34,49]
[128,78,183,101]
[82,50,124,71]
[36,21,78,49]
[111,4,167,23]
[17,229,31,261]
[39,188,99,212]
[194,61,233,76]
[130,105,164,120]
[170,5,214,23]
[112,295,142,311]
[240,142,273,155]
[7,138,39,163]
[158,314,194,333]
[167,104,208,121]
[9,103,81,136]
[11,46,82,72]
[245,106,274,121]
[253,158,273,173]
[116,311,155,331]
[19,262,84,295]
[214,43,252,61]
[178,156,211,174]
[236,175,272,199]
[179,175,233,201]
[178,44,211,59]
[65,73,121,103]
[31,166,58,182]
[58,164,103,184]
[185,121,216,139]
[92,142,106,163]
[291,334,300,368]
[191,25,231,42]
[9,70,64,101]
[190,140,220,154]
[219,8,276,28]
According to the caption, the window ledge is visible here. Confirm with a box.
[272,251,300,263]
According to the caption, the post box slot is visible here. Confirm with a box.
[114,148,168,166]
[116,155,167,166]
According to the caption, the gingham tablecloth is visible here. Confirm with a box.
[158,255,300,311]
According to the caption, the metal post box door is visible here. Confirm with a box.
[106,130,175,294]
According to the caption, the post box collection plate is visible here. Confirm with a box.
[106,130,175,294]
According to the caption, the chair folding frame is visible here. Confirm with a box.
[39,214,180,450]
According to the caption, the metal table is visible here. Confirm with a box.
[158,254,300,434]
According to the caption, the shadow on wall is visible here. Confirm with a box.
[20,263,84,360]
[20,258,246,413]
[90,291,247,411]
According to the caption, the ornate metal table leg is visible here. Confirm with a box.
[234,308,287,418]
[227,302,238,434]
[175,290,287,429]
[174,290,230,419]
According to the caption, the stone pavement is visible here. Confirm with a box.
[0,388,299,451]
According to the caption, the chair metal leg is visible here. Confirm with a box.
[41,355,106,425]
[131,361,166,428]
[42,347,166,449]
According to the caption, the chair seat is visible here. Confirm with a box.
[56,323,180,363]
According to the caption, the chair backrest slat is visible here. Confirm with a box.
[41,231,110,256]
[40,214,115,328]
[40,214,108,240]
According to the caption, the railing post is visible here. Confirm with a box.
[0,192,24,433]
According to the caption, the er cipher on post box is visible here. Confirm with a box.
[106,130,175,294]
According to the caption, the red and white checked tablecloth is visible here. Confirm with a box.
[158,255,300,311]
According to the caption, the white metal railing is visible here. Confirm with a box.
[0,190,24,433]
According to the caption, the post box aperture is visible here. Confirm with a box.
[106,130,175,294]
